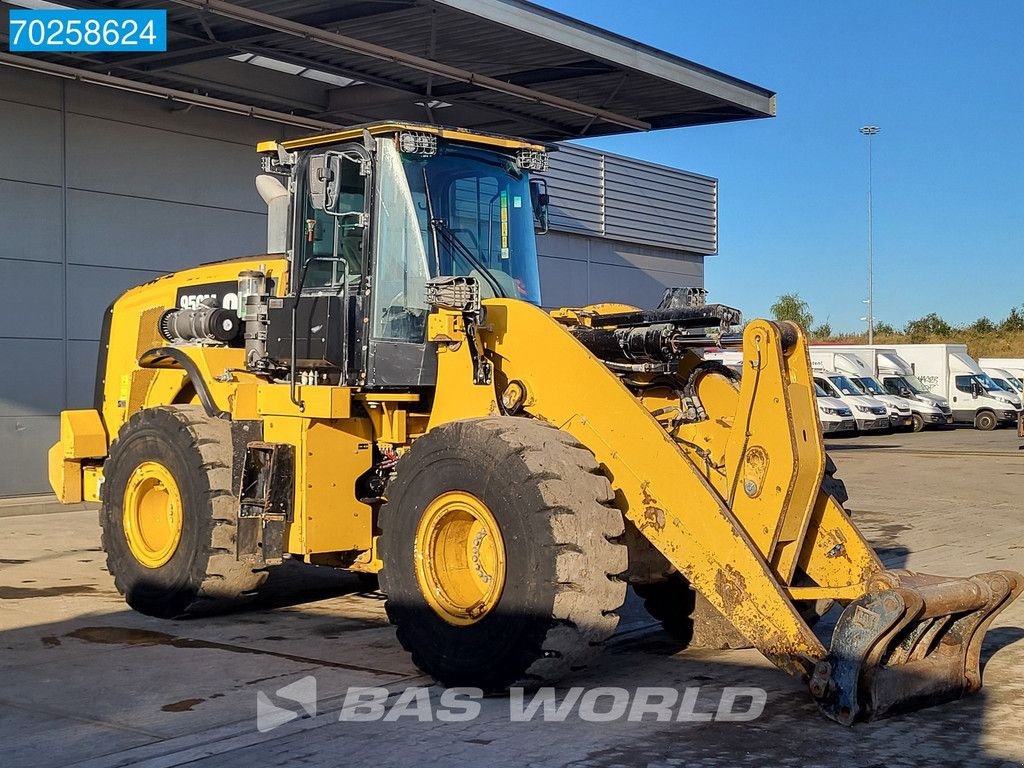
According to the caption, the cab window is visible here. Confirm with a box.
[299,151,367,291]
[371,141,431,341]
[954,375,976,394]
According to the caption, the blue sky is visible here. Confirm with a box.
[540,0,1024,331]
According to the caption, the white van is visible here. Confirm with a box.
[815,382,856,434]
[704,348,862,434]
[979,358,1024,381]
[813,371,890,432]
[810,346,951,431]
[809,349,913,430]
[983,367,1024,400]
[887,345,1021,430]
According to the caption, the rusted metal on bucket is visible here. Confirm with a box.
[810,569,1023,725]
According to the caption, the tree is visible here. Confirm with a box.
[811,322,832,338]
[904,313,953,340]
[1000,307,1024,333]
[967,317,996,334]
[770,293,813,331]
[874,321,896,336]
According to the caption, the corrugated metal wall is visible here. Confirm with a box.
[0,68,713,496]
[542,144,718,254]
[536,232,704,310]
[0,67,289,495]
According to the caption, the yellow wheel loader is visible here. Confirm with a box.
[49,122,1020,724]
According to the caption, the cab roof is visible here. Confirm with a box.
[257,121,548,154]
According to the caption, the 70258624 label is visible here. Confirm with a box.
[8,9,167,52]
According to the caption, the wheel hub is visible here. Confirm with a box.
[122,461,183,568]
[414,491,506,625]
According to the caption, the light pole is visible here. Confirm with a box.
[860,125,879,344]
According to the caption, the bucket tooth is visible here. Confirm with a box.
[809,569,1023,725]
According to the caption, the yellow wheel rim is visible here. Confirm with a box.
[122,461,183,569]
[414,491,506,626]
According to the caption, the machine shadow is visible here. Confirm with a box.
[248,559,384,611]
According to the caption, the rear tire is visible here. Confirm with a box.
[975,410,997,431]
[379,417,627,691]
[636,455,849,648]
[100,406,265,618]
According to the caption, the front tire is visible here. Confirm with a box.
[911,413,925,432]
[975,410,997,431]
[101,406,266,618]
[379,417,627,691]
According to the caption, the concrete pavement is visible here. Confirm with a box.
[1,427,1022,767]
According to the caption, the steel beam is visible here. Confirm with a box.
[168,0,651,131]
[0,51,341,132]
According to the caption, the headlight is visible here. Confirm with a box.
[855,405,873,414]
[820,407,839,415]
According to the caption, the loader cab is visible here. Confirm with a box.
[277,125,549,388]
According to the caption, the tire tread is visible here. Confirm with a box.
[101,406,266,617]
[379,416,628,691]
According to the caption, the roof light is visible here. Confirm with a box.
[248,56,305,75]
[300,69,356,88]
[516,149,548,172]
[228,53,359,88]
[398,132,437,156]
[415,100,453,110]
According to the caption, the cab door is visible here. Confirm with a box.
[365,139,437,388]
[291,144,372,384]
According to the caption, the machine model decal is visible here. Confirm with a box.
[176,281,239,311]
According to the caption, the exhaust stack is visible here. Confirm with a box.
[256,173,289,255]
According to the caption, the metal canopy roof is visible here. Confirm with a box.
[0,0,776,141]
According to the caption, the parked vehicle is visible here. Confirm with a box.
[811,346,951,431]
[813,371,891,432]
[982,367,1024,399]
[815,382,856,434]
[872,349,955,427]
[979,358,1024,381]
[886,345,1021,430]
[809,349,913,430]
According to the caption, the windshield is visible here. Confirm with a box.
[1007,375,1024,391]
[815,377,841,398]
[400,144,542,304]
[829,375,864,397]
[853,376,885,395]
[884,375,931,396]
[992,377,1015,393]
[976,372,1001,392]
[904,375,928,393]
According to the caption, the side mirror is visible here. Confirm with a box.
[308,150,367,215]
[972,382,984,397]
[529,178,550,234]
[900,387,912,398]
[308,154,331,212]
